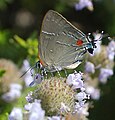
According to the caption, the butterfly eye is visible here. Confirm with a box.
[88,48,94,54]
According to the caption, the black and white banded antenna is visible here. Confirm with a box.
[20,61,40,78]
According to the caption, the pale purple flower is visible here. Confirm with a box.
[10,84,22,90]
[85,61,95,73]
[74,102,81,112]
[24,103,33,111]
[2,84,22,102]
[66,71,90,114]
[24,99,45,120]
[72,79,84,90]
[107,40,115,61]
[75,0,93,11]
[99,68,113,84]
[27,99,45,120]
[21,59,30,70]
[75,91,90,102]
[24,99,41,111]
[26,91,34,103]
[85,86,100,100]
[22,60,42,87]
[29,73,42,86]
[9,107,23,120]
[24,74,34,87]
[66,71,84,90]
[74,100,86,112]
[74,90,90,114]
[21,60,34,87]
[74,103,89,116]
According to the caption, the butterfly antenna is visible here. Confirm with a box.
[108,36,115,41]
[20,67,32,78]
[94,31,109,42]
[20,61,40,78]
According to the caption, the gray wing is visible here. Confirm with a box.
[39,10,88,70]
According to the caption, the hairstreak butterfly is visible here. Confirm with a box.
[38,10,102,72]
[21,10,103,82]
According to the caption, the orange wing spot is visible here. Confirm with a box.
[40,59,44,66]
[38,54,45,66]
[76,39,83,46]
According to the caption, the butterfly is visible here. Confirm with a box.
[21,10,103,82]
[38,10,101,72]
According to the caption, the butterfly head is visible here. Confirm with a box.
[87,42,96,54]
[86,31,104,54]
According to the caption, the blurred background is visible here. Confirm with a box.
[0,0,115,120]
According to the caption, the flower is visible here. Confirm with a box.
[2,83,22,102]
[85,86,100,100]
[21,59,34,87]
[107,40,115,61]
[75,0,93,11]
[74,103,89,116]
[25,91,34,103]
[74,101,89,120]
[0,59,21,92]
[99,68,113,84]
[66,71,84,90]
[28,77,75,116]
[24,103,33,111]
[9,107,23,120]
[75,91,90,102]
[29,73,42,86]
[21,60,43,87]
[25,71,89,119]
[25,99,45,120]
[85,61,95,73]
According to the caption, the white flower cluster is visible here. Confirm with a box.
[9,99,45,120]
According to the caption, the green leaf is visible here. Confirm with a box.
[0,69,6,77]
[14,35,27,48]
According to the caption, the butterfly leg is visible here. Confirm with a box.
[64,69,68,77]
[44,68,48,79]
[53,65,61,77]
[50,72,54,77]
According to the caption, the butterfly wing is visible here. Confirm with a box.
[39,10,88,71]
